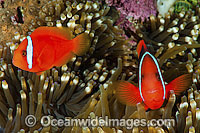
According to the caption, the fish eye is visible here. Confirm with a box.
[141,74,144,79]
[155,73,160,81]
[22,50,26,57]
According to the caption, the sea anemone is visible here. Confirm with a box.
[121,4,200,132]
[129,5,200,79]
[1,0,200,132]
[175,88,200,133]
[0,0,130,132]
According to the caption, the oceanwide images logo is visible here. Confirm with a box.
[25,115,175,129]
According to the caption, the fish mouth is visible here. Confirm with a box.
[151,99,159,102]
[147,89,158,94]
[12,56,17,67]
[154,100,160,103]
[12,54,24,70]
[12,58,20,69]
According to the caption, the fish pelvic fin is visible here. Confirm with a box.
[136,40,147,58]
[165,74,192,98]
[114,81,142,106]
[72,32,90,56]
[36,71,44,75]
[141,102,150,111]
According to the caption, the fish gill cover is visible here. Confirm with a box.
[0,0,199,133]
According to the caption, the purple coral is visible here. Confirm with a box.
[106,0,157,44]
[106,0,157,21]
[106,0,157,29]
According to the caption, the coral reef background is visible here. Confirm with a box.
[0,0,200,132]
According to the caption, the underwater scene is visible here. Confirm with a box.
[0,0,200,132]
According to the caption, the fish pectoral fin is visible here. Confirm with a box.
[165,74,192,98]
[37,44,55,70]
[113,80,142,106]
[54,52,74,67]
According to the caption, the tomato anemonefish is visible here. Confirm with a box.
[12,26,90,75]
[114,40,191,110]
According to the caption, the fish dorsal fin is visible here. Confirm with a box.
[31,26,74,40]
[136,40,147,58]
[113,81,143,106]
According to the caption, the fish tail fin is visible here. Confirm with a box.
[136,40,147,58]
[72,32,90,56]
[165,74,192,98]
[113,81,142,106]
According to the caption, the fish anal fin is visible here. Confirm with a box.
[136,40,147,58]
[72,32,90,56]
[114,81,142,106]
[54,52,74,67]
[165,74,192,98]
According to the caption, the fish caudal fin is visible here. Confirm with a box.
[113,81,142,106]
[72,32,90,56]
[165,74,192,98]
[136,40,147,58]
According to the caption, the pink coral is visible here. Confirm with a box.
[106,0,157,44]
[106,0,157,21]
[115,13,133,29]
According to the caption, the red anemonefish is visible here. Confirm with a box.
[12,26,90,75]
[114,40,191,110]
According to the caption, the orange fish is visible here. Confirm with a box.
[114,40,191,110]
[12,26,90,75]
